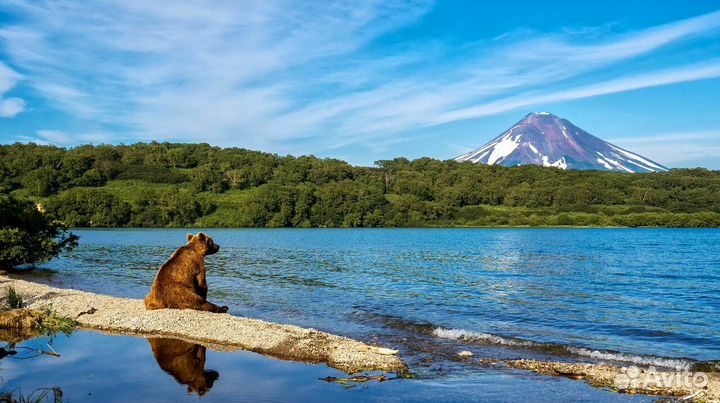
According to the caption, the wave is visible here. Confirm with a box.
[433,327,697,370]
[355,310,712,372]
[566,347,695,370]
[432,327,537,348]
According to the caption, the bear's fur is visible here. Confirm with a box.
[144,232,228,313]
[148,338,219,396]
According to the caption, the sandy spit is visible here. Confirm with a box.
[0,276,406,374]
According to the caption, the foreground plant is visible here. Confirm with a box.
[1,287,78,339]
[33,309,78,337]
[0,386,63,403]
[5,287,24,309]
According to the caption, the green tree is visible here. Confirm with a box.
[45,188,132,227]
[0,194,78,269]
[22,167,61,197]
[191,164,228,193]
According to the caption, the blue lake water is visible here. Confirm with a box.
[7,228,720,402]
[0,331,653,403]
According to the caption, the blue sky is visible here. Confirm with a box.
[1,1,719,168]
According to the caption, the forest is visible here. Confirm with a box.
[1,142,719,228]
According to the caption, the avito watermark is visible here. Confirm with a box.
[614,365,708,389]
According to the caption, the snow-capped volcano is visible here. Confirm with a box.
[456,112,668,173]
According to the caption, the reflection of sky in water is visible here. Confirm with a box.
[20,228,720,365]
[2,331,654,403]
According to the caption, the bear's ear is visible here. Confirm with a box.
[197,232,206,242]
[186,233,194,242]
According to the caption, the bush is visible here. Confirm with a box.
[73,168,106,187]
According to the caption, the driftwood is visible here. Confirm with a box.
[320,375,389,383]
[8,345,61,359]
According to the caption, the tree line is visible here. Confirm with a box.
[1,142,719,228]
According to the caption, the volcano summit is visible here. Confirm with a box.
[456,113,668,173]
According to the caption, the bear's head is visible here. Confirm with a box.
[187,232,220,255]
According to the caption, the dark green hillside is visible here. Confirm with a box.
[1,142,719,228]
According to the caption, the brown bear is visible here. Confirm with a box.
[148,337,219,396]
[144,232,228,313]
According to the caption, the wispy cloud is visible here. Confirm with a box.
[26,129,115,146]
[0,0,435,148]
[0,2,719,155]
[0,61,25,117]
[429,61,720,126]
[608,131,720,165]
[0,97,25,117]
[443,142,474,155]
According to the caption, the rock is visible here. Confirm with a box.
[458,351,473,357]
[374,347,399,355]
[0,308,42,343]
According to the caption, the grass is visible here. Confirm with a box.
[101,181,253,227]
[194,189,252,227]
[33,180,182,208]
[34,309,79,337]
[101,180,251,206]
[197,188,252,207]
[101,179,182,203]
[3,287,78,337]
[5,287,24,309]
[384,194,401,203]
[0,387,63,403]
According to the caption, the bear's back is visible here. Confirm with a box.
[157,245,203,283]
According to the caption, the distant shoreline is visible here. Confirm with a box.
[63,225,720,229]
[4,143,719,229]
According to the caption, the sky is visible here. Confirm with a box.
[0,0,719,168]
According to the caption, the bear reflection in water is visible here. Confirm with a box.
[148,337,219,396]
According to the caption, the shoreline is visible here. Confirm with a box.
[0,276,406,374]
[3,276,719,402]
[61,226,720,230]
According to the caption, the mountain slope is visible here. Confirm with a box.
[455,112,668,173]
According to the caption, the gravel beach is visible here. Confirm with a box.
[0,275,406,374]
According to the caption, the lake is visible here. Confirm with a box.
[5,228,720,402]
